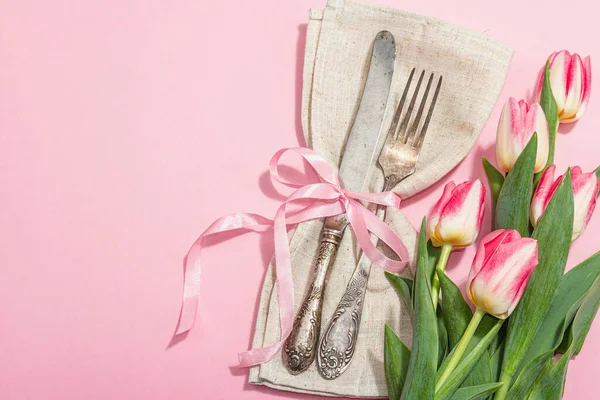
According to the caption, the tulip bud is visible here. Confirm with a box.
[531,165,598,241]
[428,180,485,248]
[496,98,549,173]
[537,50,591,123]
[467,230,538,319]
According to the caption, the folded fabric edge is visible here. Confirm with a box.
[326,0,514,56]
[251,375,388,399]
[301,9,324,148]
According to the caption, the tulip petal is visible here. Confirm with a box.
[564,56,592,123]
[470,238,538,319]
[535,52,558,101]
[496,98,548,173]
[510,98,526,142]
[428,181,456,246]
[530,165,556,227]
[562,54,584,120]
[467,231,500,291]
[526,104,549,172]
[436,180,485,247]
[467,230,520,291]
[572,171,598,241]
[496,99,518,173]
[506,265,535,317]
[549,50,570,112]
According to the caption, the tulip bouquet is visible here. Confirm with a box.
[384,51,600,400]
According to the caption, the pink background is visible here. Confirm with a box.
[1,0,598,399]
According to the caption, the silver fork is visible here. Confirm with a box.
[317,68,443,380]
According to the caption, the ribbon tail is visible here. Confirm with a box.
[175,213,273,336]
[237,203,296,367]
[364,207,410,260]
[175,240,203,334]
[238,343,284,368]
[346,200,409,273]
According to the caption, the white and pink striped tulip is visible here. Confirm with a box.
[530,165,598,241]
[536,50,592,123]
[428,180,486,248]
[467,230,538,319]
[496,97,549,173]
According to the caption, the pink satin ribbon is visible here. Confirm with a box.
[176,147,409,367]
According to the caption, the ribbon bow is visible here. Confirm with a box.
[176,147,409,367]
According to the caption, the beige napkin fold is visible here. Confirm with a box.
[249,0,513,397]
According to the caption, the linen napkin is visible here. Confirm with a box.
[249,0,513,397]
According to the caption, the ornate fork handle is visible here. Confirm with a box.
[318,204,386,379]
[283,215,348,374]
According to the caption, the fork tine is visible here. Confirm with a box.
[398,70,425,143]
[406,73,434,146]
[415,75,443,148]
[388,68,415,140]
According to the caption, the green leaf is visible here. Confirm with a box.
[482,157,505,205]
[497,170,574,399]
[489,323,506,358]
[528,281,600,399]
[418,217,428,259]
[437,306,449,367]
[386,272,415,323]
[489,340,504,382]
[449,382,503,400]
[495,133,537,236]
[520,251,600,370]
[435,319,504,400]
[539,60,559,168]
[504,350,554,400]
[526,358,566,400]
[418,217,438,284]
[572,277,600,354]
[463,351,492,389]
[427,240,442,282]
[437,314,498,383]
[385,324,411,400]
[439,271,472,349]
[556,318,574,354]
[415,217,431,310]
[437,271,492,387]
[402,278,414,298]
[401,256,438,400]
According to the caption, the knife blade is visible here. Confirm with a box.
[283,31,396,375]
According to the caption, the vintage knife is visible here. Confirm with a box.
[283,31,396,375]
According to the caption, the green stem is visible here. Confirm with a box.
[435,308,486,391]
[431,244,453,309]
[495,376,509,400]
[496,364,514,400]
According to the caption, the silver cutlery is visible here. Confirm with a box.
[283,31,396,375]
[318,68,443,379]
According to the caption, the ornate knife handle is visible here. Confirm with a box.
[283,215,347,375]
[318,205,385,379]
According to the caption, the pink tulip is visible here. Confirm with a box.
[530,165,598,241]
[467,230,538,319]
[428,180,486,248]
[536,50,592,123]
[496,97,549,173]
